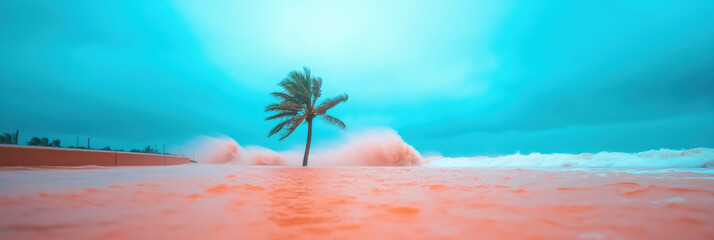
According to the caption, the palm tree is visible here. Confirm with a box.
[265,67,348,166]
[0,133,13,144]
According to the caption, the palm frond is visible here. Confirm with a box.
[265,102,303,112]
[268,118,295,137]
[270,92,305,106]
[265,111,300,120]
[315,93,348,114]
[279,115,307,140]
[288,69,313,106]
[320,114,346,130]
[311,77,322,104]
[279,78,311,106]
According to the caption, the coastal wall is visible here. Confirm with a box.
[0,145,190,167]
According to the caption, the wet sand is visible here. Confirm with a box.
[1,165,713,239]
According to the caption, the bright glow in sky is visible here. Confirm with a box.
[1,0,712,156]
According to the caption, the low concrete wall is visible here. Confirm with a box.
[165,156,189,166]
[116,152,164,166]
[0,145,190,167]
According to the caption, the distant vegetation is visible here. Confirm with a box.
[28,137,61,147]
[0,130,19,144]
[129,145,159,154]
[0,130,178,156]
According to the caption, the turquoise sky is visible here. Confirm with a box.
[1,0,713,156]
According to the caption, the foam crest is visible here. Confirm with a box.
[425,148,714,168]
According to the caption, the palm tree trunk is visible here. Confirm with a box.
[302,118,313,167]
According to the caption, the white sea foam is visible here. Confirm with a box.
[424,148,714,169]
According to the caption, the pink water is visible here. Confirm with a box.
[1,165,713,239]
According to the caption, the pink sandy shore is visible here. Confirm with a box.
[0,165,713,239]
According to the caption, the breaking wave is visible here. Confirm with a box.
[190,128,713,168]
[424,148,714,168]
[192,128,421,166]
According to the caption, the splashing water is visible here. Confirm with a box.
[193,128,421,166]
[190,128,713,169]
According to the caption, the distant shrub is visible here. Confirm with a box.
[0,133,14,144]
[27,137,43,146]
[27,137,61,147]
